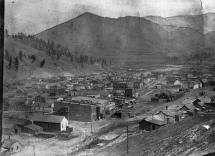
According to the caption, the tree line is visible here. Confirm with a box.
[5,49,46,71]
[10,32,110,66]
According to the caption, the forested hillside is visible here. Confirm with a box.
[4,33,110,82]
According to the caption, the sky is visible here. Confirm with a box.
[5,0,215,34]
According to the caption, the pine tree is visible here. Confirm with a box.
[5,49,10,61]
[30,55,36,63]
[40,59,45,68]
[14,57,19,71]
[8,56,12,69]
[19,50,23,61]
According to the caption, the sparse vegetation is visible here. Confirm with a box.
[11,32,109,66]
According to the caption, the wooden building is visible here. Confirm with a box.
[28,113,68,132]
[139,118,166,131]
[22,124,43,135]
[54,101,100,122]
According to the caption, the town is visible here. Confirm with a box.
[2,64,215,155]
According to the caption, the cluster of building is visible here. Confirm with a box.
[4,68,215,142]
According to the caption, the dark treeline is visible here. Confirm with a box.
[10,32,110,66]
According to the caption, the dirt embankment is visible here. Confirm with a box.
[86,115,215,156]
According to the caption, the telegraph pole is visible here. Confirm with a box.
[33,145,36,156]
[91,121,93,134]
[126,124,129,154]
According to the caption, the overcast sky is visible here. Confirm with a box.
[5,0,215,34]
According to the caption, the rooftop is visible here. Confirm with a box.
[28,113,66,123]
[71,96,108,104]
[144,118,166,126]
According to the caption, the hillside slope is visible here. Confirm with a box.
[4,37,103,82]
[91,117,215,156]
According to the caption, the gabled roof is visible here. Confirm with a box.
[28,113,67,123]
[144,118,166,126]
[72,96,108,104]
[24,124,43,131]
[156,110,179,117]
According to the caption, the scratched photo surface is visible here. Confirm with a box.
[2,0,215,156]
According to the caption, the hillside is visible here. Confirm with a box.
[35,12,215,65]
[81,117,215,156]
[3,36,104,82]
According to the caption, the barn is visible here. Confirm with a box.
[28,113,68,132]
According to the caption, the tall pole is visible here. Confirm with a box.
[0,0,4,146]
[33,145,35,156]
[126,124,128,154]
[91,122,93,134]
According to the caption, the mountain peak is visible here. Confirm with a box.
[78,12,101,18]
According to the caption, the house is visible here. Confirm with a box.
[139,118,166,131]
[168,85,181,93]
[28,113,68,132]
[177,105,195,118]
[2,139,22,154]
[188,80,203,90]
[178,105,190,112]
[34,95,46,103]
[174,80,183,86]
[192,99,205,111]
[155,110,180,123]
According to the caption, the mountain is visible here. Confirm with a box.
[35,12,215,65]
[3,36,103,82]
[145,13,215,34]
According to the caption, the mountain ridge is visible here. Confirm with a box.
[34,12,215,66]
[35,12,215,36]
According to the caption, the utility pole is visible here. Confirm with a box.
[91,121,93,134]
[33,145,35,156]
[126,124,128,154]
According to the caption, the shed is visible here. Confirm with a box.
[139,118,166,131]
[22,124,43,135]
